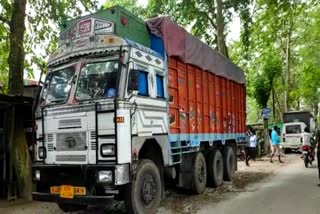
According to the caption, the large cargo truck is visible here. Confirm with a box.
[32,6,246,214]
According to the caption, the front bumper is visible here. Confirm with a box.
[280,144,301,150]
[32,163,130,204]
[33,192,113,205]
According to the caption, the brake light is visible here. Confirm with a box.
[302,145,309,151]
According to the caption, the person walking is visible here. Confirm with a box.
[270,126,284,163]
[246,127,257,166]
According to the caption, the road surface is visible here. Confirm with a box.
[198,158,320,214]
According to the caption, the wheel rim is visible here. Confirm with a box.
[216,158,222,178]
[198,159,206,183]
[141,174,157,206]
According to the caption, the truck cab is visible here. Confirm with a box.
[32,12,168,213]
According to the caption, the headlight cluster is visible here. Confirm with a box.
[97,171,113,183]
[38,147,46,159]
[101,144,115,156]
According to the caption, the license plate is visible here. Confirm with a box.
[60,185,74,199]
[50,186,86,198]
[302,151,308,154]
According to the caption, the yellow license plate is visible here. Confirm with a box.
[60,185,74,199]
[50,186,86,198]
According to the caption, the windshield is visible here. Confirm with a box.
[76,61,118,100]
[286,125,302,134]
[41,67,75,105]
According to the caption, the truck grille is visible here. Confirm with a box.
[56,132,87,151]
[90,131,96,150]
[56,155,86,162]
[58,118,82,129]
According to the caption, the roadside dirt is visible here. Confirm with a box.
[0,154,299,214]
[158,154,299,214]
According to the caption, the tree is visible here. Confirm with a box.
[0,0,98,199]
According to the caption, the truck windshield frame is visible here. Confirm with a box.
[75,60,119,101]
[41,66,75,106]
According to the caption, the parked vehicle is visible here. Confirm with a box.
[31,6,246,214]
[281,111,315,153]
[283,111,315,133]
[282,122,305,153]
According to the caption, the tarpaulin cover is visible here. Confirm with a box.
[146,17,246,84]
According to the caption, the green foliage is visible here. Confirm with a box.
[0,0,98,90]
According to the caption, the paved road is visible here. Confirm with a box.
[199,158,320,214]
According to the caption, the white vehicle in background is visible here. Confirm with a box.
[281,122,306,153]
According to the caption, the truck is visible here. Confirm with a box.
[32,6,246,214]
[281,111,315,152]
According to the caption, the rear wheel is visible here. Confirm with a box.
[191,152,207,194]
[57,203,87,212]
[223,146,236,181]
[207,149,224,187]
[304,154,309,168]
[125,159,161,214]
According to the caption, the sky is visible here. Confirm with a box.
[31,0,240,80]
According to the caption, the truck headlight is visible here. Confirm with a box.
[38,147,46,159]
[35,170,41,181]
[98,171,113,183]
[101,144,115,156]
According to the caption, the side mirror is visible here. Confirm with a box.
[128,69,139,92]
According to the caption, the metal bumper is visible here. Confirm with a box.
[33,192,113,205]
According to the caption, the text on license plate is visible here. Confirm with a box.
[50,186,86,198]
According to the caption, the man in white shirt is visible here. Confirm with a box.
[246,127,257,166]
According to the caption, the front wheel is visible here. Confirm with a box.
[125,159,162,214]
[304,154,309,168]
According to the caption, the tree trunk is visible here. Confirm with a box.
[315,103,319,120]
[263,118,270,154]
[8,0,27,95]
[7,0,32,200]
[272,87,276,123]
[284,33,291,112]
[216,0,229,58]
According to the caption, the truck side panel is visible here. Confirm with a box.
[168,59,179,134]
[168,57,246,151]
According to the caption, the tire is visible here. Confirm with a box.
[191,152,207,194]
[125,159,161,214]
[207,149,224,187]
[57,203,87,212]
[223,146,236,181]
[284,149,290,154]
[304,155,309,168]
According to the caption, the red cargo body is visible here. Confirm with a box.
[168,57,246,139]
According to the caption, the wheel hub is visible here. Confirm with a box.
[142,174,156,204]
[198,161,205,183]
